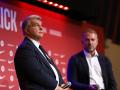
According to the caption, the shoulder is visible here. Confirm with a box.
[15,38,35,54]
[18,37,34,49]
[98,53,109,60]
[98,53,112,64]
[68,51,85,63]
[70,51,84,59]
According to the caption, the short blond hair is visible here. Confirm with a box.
[82,28,98,38]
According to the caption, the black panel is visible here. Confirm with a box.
[20,0,99,21]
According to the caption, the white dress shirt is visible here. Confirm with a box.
[84,50,105,89]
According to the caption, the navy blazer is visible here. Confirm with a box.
[67,51,117,90]
[14,37,64,90]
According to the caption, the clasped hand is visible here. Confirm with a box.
[56,84,70,90]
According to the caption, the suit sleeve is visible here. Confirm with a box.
[67,56,90,90]
[14,46,58,90]
[105,57,117,90]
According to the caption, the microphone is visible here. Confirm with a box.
[61,82,71,89]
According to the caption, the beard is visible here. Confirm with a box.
[85,46,96,53]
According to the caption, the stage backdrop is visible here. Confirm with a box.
[0,1,104,90]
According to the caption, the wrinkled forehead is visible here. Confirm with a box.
[25,18,42,28]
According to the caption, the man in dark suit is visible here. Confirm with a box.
[14,15,69,90]
[67,28,117,90]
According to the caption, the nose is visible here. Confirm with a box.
[39,26,43,31]
[88,40,93,45]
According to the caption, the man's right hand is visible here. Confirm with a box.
[89,85,99,90]
[56,85,69,90]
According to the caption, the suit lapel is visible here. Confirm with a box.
[78,51,89,75]
[25,38,52,69]
[98,55,106,81]
[35,47,51,67]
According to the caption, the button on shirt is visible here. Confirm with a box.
[84,50,105,89]
[29,38,59,85]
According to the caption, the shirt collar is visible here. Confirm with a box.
[28,37,40,48]
[83,50,98,58]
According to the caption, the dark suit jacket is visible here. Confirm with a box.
[14,37,64,90]
[67,51,117,90]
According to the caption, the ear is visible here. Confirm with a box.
[24,28,29,34]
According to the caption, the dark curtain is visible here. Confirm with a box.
[95,0,120,44]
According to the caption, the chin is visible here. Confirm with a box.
[40,34,44,37]
[88,49,94,52]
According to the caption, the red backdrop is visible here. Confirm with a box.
[0,1,104,90]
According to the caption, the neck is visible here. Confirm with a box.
[26,36,39,42]
[89,51,95,57]
[84,49,96,57]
